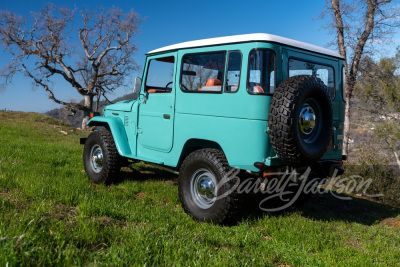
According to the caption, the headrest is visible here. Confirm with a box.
[206,79,222,86]
[253,86,264,93]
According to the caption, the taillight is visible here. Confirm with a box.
[254,162,265,170]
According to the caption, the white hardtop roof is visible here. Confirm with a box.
[147,33,343,59]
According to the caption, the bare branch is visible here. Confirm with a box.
[0,5,142,128]
[20,60,87,111]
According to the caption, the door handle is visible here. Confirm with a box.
[163,114,170,119]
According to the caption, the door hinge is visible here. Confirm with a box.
[137,128,143,134]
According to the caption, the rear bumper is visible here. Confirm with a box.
[254,159,344,179]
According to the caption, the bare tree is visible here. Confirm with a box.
[319,0,400,155]
[0,5,141,129]
[182,64,196,90]
[194,66,213,90]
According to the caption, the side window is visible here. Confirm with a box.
[247,49,276,94]
[145,56,175,93]
[181,52,226,92]
[288,59,335,99]
[225,51,242,93]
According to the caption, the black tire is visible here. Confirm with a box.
[268,75,333,166]
[83,130,121,184]
[178,149,240,224]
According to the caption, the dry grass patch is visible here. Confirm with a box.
[381,218,400,229]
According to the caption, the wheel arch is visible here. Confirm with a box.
[177,138,225,167]
[87,117,132,156]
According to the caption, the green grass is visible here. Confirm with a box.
[0,111,400,266]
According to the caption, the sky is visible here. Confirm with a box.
[0,0,399,113]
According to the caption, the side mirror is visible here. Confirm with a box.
[133,77,142,94]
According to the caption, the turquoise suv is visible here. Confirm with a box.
[81,33,346,224]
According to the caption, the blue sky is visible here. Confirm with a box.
[0,0,399,113]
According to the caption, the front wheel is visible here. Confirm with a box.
[178,149,240,224]
[83,130,122,184]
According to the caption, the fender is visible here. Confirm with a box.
[87,116,132,157]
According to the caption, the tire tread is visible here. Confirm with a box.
[83,130,121,184]
[268,75,333,166]
[178,149,240,224]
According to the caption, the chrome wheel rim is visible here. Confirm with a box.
[90,144,103,173]
[298,98,322,143]
[190,168,217,209]
[298,103,316,136]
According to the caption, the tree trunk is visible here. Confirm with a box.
[82,94,94,130]
[95,93,100,112]
[343,76,356,156]
[343,95,351,156]
[394,152,400,171]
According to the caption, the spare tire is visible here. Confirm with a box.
[268,75,333,166]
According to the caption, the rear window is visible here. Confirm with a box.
[181,52,226,93]
[247,49,276,95]
[289,59,335,99]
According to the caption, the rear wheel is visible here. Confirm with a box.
[83,130,121,184]
[178,149,240,224]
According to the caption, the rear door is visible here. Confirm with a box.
[137,52,177,153]
[282,48,342,158]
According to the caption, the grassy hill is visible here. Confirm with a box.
[0,111,400,266]
[46,93,137,128]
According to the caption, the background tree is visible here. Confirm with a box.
[0,5,141,129]
[356,50,400,168]
[319,0,400,155]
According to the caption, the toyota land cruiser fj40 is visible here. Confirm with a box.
[81,33,346,224]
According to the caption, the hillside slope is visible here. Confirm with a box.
[46,93,137,128]
[0,111,400,265]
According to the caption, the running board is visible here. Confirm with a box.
[146,163,179,175]
[124,155,164,165]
